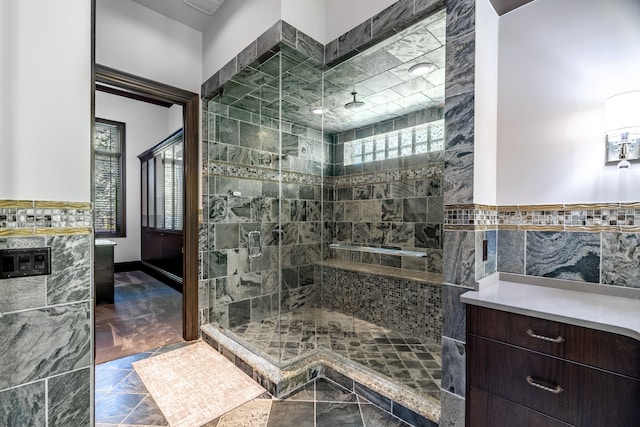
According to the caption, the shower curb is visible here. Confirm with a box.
[201,324,440,426]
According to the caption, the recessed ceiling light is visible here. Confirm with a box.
[409,62,436,76]
[310,107,326,115]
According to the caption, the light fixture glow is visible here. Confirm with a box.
[409,62,436,76]
[604,91,640,169]
[310,106,325,115]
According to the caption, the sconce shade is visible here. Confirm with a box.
[605,91,640,134]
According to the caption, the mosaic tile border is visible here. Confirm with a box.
[327,163,443,188]
[206,161,324,185]
[0,200,92,236]
[444,203,640,232]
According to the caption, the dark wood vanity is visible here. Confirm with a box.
[466,305,640,426]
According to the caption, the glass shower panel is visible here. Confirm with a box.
[274,46,326,365]
[205,49,286,366]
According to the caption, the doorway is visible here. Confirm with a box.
[92,64,200,360]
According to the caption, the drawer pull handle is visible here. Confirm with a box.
[525,376,564,394]
[526,329,565,343]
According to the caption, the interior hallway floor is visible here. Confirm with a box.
[96,342,414,427]
[95,270,184,364]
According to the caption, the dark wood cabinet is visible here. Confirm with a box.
[95,240,116,304]
[141,227,183,278]
[466,305,640,427]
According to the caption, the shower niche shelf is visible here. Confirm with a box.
[329,244,427,258]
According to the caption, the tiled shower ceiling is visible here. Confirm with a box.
[213,9,446,134]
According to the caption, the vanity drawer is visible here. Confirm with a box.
[468,386,572,427]
[468,306,640,379]
[468,335,640,426]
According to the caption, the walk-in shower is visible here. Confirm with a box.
[201,6,446,411]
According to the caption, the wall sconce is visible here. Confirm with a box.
[605,91,640,169]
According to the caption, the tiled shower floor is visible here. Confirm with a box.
[227,308,442,404]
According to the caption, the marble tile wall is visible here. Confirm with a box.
[0,200,93,426]
[202,94,328,331]
[444,202,640,290]
[328,108,445,275]
[199,4,467,426]
[440,0,476,425]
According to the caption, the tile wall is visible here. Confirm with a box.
[446,203,640,289]
[0,200,93,426]
[327,107,445,274]
[201,92,330,330]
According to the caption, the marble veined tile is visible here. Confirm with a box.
[445,32,475,98]
[441,337,465,398]
[446,0,475,41]
[46,234,91,305]
[445,91,474,151]
[48,368,91,426]
[526,231,600,283]
[443,230,475,286]
[371,0,414,38]
[0,381,46,426]
[0,302,91,390]
[443,149,473,205]
[497,229,525,274]
[0,275,46,313]
[602,232,640,288]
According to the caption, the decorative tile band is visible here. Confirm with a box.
[445,203,640,232]
[326,163,443,188]
[0,200,93,236]
[206,161,323,186]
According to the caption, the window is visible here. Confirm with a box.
[94,118,126,237]
[140,130,183,231]
[344,120,445,166]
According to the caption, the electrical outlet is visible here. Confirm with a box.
[0,247,51,279]
[482,239,488,261]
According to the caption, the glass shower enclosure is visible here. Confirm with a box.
[203,8,446,405]
[204,45,327,364]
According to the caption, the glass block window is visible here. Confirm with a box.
[94,119,126,237]
[344,119,444,165]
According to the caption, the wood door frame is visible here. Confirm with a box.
[94,64,200,342]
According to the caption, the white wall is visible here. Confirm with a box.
[473,0,499,205]
[96,0,202,93]
[324,0,397,42]
[281,0,326,43]
[202,0,281,80]
[0,1,12,196]
[96,91,177,263]
[1,0,91,201]
[168,104,184,135]
[497,0,640,204]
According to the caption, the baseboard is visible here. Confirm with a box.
[140,261,183,294]
[114,261,144,273]
[114,260,183,294]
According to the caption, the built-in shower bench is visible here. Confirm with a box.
[316,259,444,345]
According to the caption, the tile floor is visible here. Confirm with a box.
[95,271,184,364]
[227,309,442,404]
[95,343,413,427]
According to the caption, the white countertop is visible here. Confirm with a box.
[461,279,640,341]
[95,238,117,246]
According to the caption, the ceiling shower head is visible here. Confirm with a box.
[344,91,365,111]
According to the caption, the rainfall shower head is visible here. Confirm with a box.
[344,91,365,111]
